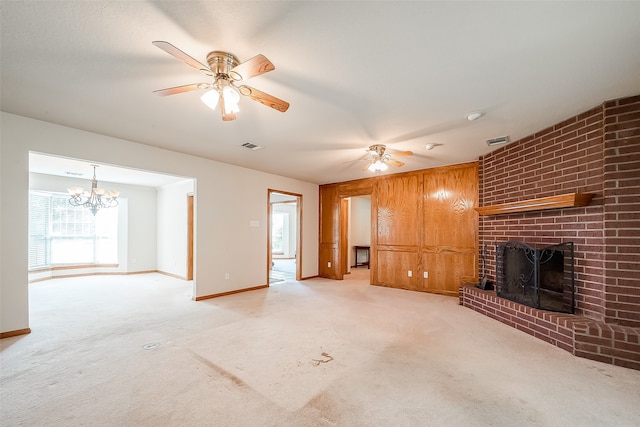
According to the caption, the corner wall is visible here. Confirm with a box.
[0,112,319,335]
[602,97,640,327]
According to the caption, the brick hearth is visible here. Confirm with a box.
[460,284,640,370]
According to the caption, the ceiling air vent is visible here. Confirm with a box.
[486,136,510,146]
[65,171,84,177]
[241,142,262,150]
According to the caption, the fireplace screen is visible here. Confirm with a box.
[496,241,574,313]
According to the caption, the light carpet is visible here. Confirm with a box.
[1,271,639,426]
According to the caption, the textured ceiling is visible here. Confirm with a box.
[2,1,640,185]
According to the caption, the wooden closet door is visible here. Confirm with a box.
[375,173,422,291]
[422,163,478,295]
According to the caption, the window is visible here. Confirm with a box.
[28,191,118,269]
[271,212,285,255]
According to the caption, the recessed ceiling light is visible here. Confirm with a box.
[466,111,483,121]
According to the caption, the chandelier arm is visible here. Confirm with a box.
[67,165,119,215]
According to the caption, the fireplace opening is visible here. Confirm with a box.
[496,241,574,314]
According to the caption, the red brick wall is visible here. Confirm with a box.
[479,106,607,321]
[603,96,640,327]
[469,94,640,368]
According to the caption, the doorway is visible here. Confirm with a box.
[268,190,302,284]
[342,195,372,277]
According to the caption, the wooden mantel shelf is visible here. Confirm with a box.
[475,193,595,216]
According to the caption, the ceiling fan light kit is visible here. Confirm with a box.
[363,144,412,173]
[368,160,388,172]
[152,41,289,121]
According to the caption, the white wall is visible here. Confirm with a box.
[351,196,371,247]
[157,180,194,278]
[1,112,319,334]
[348,196,371,268]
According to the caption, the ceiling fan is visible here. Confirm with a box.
[364,144,413,172]
[152,41,290,121]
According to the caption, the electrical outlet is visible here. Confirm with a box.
[224,273,230,279]
[424,271,429,279]
[408,270,412,277]
[328,261,332,268]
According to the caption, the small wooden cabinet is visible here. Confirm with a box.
[353,246,370,269]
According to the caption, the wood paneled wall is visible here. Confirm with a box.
[319,161,478,296]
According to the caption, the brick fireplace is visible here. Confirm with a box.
[460,94,640,370]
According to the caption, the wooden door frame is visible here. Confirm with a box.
[187,194,194,281]
[267,189,303,283]
[340,198,349,275]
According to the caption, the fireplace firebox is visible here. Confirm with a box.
[496,241,574,314]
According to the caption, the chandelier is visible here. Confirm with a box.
[67,165,119,216]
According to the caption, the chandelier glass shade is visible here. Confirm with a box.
[67,165,119,216]
[367,159,388,172]
[200,80,241,116]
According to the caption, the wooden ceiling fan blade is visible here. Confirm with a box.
[153,84,204,96]
[230,54,275,81]
[392,151,413,157]
[387,159,405,167]
[238,85,289,112]
[152,41,213,76]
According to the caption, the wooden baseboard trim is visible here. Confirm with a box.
[156,270,188,280]
[0,328,31,339]
[194,284,268,301]
[300,275,319,280]
[126,270,159,276]
[29,264,119,273]
[29,270,161,283]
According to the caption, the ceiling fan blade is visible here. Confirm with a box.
[153,84,204,96]
[387,159,405,167]
[152,41,213,76]
[230,54,275,81]
[391,150,413,157]
[238,85,290,112]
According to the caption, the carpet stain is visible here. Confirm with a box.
[190,351,247,388]
[312,352,334,366]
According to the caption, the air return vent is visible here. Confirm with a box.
[241,142,262,150]
[486,136,510,146]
